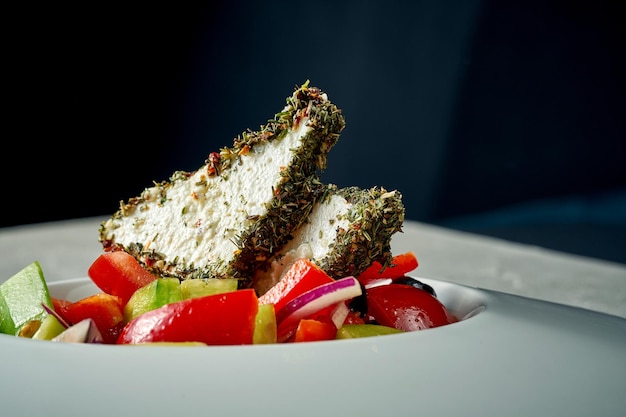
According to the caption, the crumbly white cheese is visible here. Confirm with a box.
[102,117,312,272]
[253,194,351,294]
[281,194,351,258]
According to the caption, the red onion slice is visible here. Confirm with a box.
[330,301,350,328]
[275,277,362,326]
[42,303,70,329]
[51,318,104,343]
[364,278,393,289]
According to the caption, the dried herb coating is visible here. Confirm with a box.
[316,186,405,279]
[253,185,405,294]
[98,82,345,285]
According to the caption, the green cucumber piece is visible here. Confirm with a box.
[336,323,403,339]
[124,278,183,322]
[180,278,238,299]
[0,262,53,336]
[253,303,276,344]
[32,314,66,340]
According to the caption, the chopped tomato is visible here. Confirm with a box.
[88,251,158,305]
[343,310,366,325]
[276,304,338,343]
[117,289,259,345]
[357,251,419,286]
[258,258,334,312]
[57,293,125,344]
[366,284,455,331]
[51,297,72,314]
[293,319,337,342]
[307,304,342,324]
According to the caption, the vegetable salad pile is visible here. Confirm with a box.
[0,251,458,345]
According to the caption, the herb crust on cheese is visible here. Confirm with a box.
[99,82,345,285]
[253,185,405,295]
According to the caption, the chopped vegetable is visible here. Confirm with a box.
[56,293,125,344]
[52,318,103,343]
[336,323,403,339]
[366,284,456,331]
[0,261,53,336]
[293,319,337,342]
[275,277,362,342]
[253,303,277,344]
[87,251,158,305]
[180,278,238,299]
[258,258,335,312]
[117,289,259,345]
[31,314,66,340]
[275,277,362,324]
[124,278,182,322]
[356,251,419,286]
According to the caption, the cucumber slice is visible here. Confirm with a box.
[124,278,183,322]
[180,278,238,299]
[336,323,403,339]
[0,262,53,336]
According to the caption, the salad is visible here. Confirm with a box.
[0,250,458,345]
[1,82,459,345]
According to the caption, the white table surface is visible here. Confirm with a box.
[1,216,625,318]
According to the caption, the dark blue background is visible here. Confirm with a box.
[5,1,625,263]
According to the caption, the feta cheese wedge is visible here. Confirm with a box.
[99,82,345,285]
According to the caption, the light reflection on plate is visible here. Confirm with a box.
[1,277,625,417]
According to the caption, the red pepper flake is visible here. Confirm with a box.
[206,152,221,176]
[238,144,251,156]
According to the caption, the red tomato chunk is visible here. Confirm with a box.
[117,289,259,345]
[88,251,158,305]
[293,319,337,342]
[357,251,419,286]
[258,258,334,312]
[55,293,125,344]
[366,284,456,331]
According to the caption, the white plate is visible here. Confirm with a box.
[1,277,625,417]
